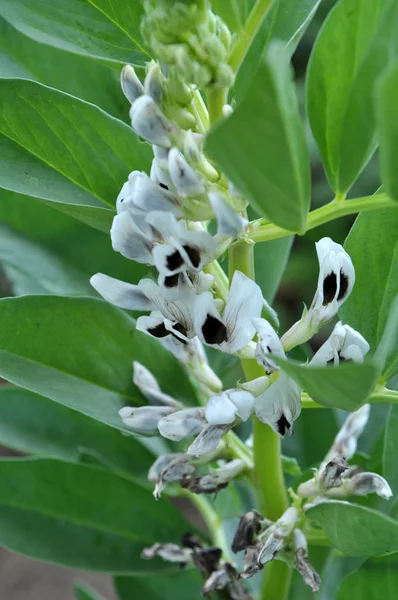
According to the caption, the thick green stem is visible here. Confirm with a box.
[188,493,232,560]
[250,194,398,243]
[228,242,291,600]
[228,0,275,73]
[207,87,228,125]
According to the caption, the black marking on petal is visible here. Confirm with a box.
[159,182,169,190]
[266,346,272,353]
[172,322,188,337]
[322,272,337,305]
[183,245,201,269]
[276,414,291,436]
[166,250,184,271]
[337,269,349,301]
[202,315,227,345]
[147,323,169,338]
[164,273,180,288]
[120,198,124,203]
[192,547,222,576]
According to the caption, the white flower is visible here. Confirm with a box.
[90,273,156,311]
[116,171,182,217]
[157,407,206,440]
[334,472,392,500]
[187,424,232,456]
[205,390,255,425]
[310,322,369,366]
[120,65,144,104]
[168,147,205,196]
[209,192,246,239]
[281,238,355,351]
[118,405,175,435]
[323,403,370,464]
[146,211,216,275]
[195,271,264,354]
[111,211,155,263]
[136,279,197,341]
[253,318,285,374]
[130,95,177,147]
[144,61,164,104]
[311,237,355,324]
[255,372,301,437]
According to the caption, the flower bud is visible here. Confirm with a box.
[205,390,255,425]
[188,423,231,457]
[121,65,144,104]
[158,407,206,441]
[239,376,270,397]
[119,405,175,435]
[144,61,164,103]
[133,361,182,408]
[252,318,285,374]
[209,192,245,238]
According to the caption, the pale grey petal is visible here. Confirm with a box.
[90,273,155,311]
[121,65,144,104]
[187,424,231,456]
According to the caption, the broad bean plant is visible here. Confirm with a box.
[0,1,398,599]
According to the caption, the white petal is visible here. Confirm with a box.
[205,392,237,425]
[130,95,175,147]
[152,243,186,275]
[120,65,144,104]
[157,408,206,441]
[194,291,227,347]
[144,61,163,104]
[119,405,174,434]
[187,424,231,456]
[133,361,180,408]
[340,325,369,360]
[136,315,172,340]
[229,390,255,422]
[253,317,285,373]
[90,273,155,311]
[223,271,264,353]
[209,192,245,238]
[168,147,205,196]
[133,173,181,216]
[111,212,154,263]
[255,373,301,437]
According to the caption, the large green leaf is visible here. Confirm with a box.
[206,42,310,233]
[254,236,294,303]
[337,556,398,600]
[236,0,322,101]
[307,0,398,194]
[0,296,197,431]
[0,79,151,231]
[75,583,107,600]
[0,17,127,121]
[0,223,94,295]
[115,571,203,600]
[307,501,398,556]
[0,458,190,572]
[0,0,148,65]
[275,357,380,411]
[376,62,398,202]
[0,388,154,486]
[383,404,398,502]
[339,209,398,379]
[0,189,150,291]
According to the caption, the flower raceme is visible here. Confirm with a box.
[86,57,389,593]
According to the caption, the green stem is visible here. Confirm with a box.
[250,194,398,243]
[205,259,229,301]
[228,0,275,73]
[207,87,228,125]
[228,242,291,600]
[188,492,232,560]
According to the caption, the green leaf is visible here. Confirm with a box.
[307,0,398,194]
[0,223,94,295]
[254,236,294,303]
[0,79,151,231]
[339,209,398,379]
[115,571,203,600]
[383,404,398,502]
[0,458,191,572]
[0,388,154,486]
[0,17,128,122]
[376,62,398,202]
[0,189,150,291]
[337,556,398,600]
[0,296,198,431]
[275,357,380,411]
[307,501,398,556]
[236,0,322,101]
[75,583,106,600]
[206,42,310,232]
[0,0,148,65]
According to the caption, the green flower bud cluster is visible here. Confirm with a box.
[141,0,234,90]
